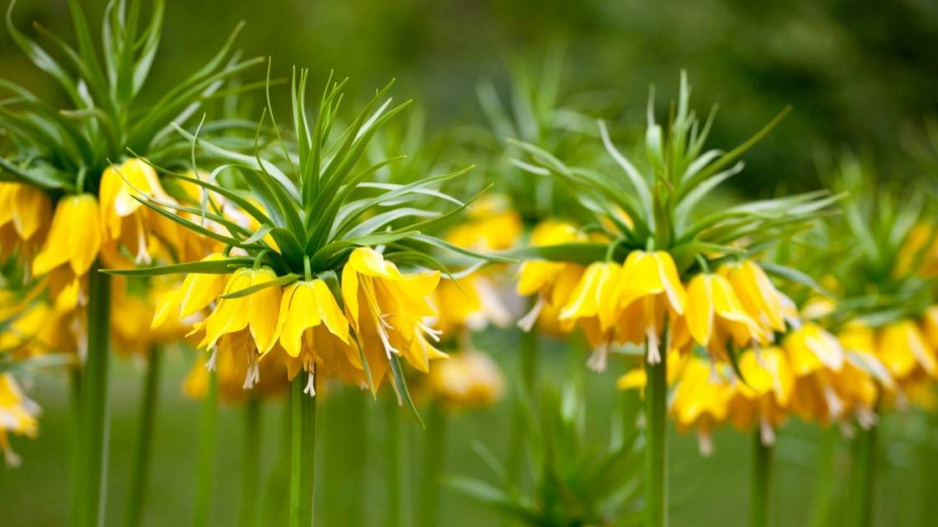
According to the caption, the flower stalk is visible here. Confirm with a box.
[644,340,668,527]
[750,431,773,527]
[79,266,112,527]
[849,425,878,527]
[289,375,317,527]
[123,347,164,527]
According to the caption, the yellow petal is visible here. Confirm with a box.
[66,194,102,275]
[685,275,714,346]
[312,279,350,344]
[347,247,392,277]
[247,269,283,354]
[276,282,321,357]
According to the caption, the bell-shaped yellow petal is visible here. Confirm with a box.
[721,260,788,333]
[311,279,349,343]
[783,323,845,376]
[277,282,322,358]
[878,321,938,380]
[617,251,686,315]
[246,269,283,354]
[33,194,102,276]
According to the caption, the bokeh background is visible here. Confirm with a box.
[2,0,938,525]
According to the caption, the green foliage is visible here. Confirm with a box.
[450,381,643,527]
[509,73,838,277]
[0,0,258,194]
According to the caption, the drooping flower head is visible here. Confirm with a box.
[512,73,834,372]
[0,0,257,306]
[111,72,491,412]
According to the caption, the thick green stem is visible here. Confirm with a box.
[238,397,262,527]
[289,375,317,527]
[750,432,773,527]
[644,353,668,527]
[69,369,83,527]
[385,394,403,527]
[123,347,164,527]
[192,368,219,527]
[418,402,447,527]
[80,266,112,527]
[849,425,878,527]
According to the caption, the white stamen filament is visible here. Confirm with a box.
[760,418,776,446]
[646,326,661,364]
[205,347,218,371]
[697,431,714,457]
[517,296,546,332]
[587,342,609,372]
[823,386,843,419]
[418,321,443,343]
[856,407,878,429]
[304,370,317,397]
[242,354,260,389]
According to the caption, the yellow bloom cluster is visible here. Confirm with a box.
[433,198,522,336]
[425,351,504,409]
[518,220,791,372]
[621,306,938,454]
[22,160,215,312]
[154,247,443,396]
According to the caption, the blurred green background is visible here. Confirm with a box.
[2,0,938,525]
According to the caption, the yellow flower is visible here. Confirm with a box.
[0,182,52,264]
[682,273,765,359]
[342,247,444,390]
[669,356,733,455]
[433,274,513,336]
[612,250,686,364]
[426,352,504,409]
[276,279,352,394]
[0,373,40,467]
[32,194,102,278]
[444,196,522,251]
[196,268,283,388]
[719,260,790,334]
[727,347,794,444]
[558,261,621,370]
[876,320,938,382]
[783,322,845,377]
[152,254,228,328]
[616,350,687,393]
[516,220,587,331]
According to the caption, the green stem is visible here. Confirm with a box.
[238,397,262,527]
[849,425,878,527]
[81,266,112,527]
[192,367,219,527]
[69,368,83,527]
[123,347,163,527]
[750,432,773,527]
[644,351,668,527]
[418,402,447,527]
[385,394,403,527]
[289,375,317,527]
